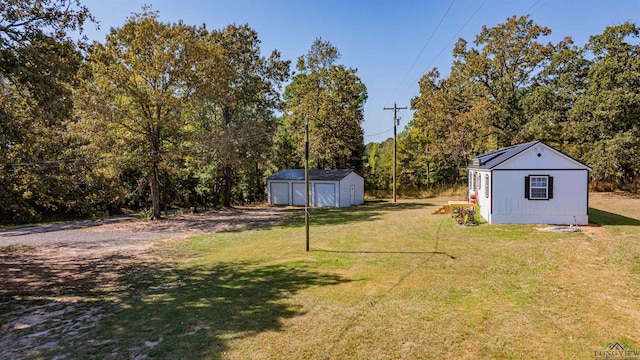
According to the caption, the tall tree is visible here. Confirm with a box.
[282,38,367,171]
[454,15,555,147]
[0,0,94,223]
[187,24,290,207]
[519,36,589,147]
[568,22,640,185]
[406,16,561,187]
[82,9,204,219]
[409,66,491,185]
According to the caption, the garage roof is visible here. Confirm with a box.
[268,169,357,181]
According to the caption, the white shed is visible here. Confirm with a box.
[267,169,364,207]
[468,141,591,225]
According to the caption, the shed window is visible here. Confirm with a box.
[484,174,489,198]
[525,175,553,200]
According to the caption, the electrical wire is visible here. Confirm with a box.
[374,0,487,140]
[364,127,393,138]
[396,0,489,102]
[384,0,456,106]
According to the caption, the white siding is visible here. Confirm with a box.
[495,143,587,170]
[490,170,589,225]
[339,172,365,207]
[268,171,364,208]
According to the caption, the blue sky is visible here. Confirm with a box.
[80,0,640,143]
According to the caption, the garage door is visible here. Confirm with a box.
[270,182,289,205]
[292,182,306,206]
[315,183,336,207]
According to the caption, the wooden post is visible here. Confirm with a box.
[305,115,310,252]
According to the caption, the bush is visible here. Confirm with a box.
[140,208,153,220]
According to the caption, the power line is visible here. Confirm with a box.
[385,0,456,105]
[364,127,394,138]
[375,0,487,140]
[524,0,548,15]
[396,0,489,102]
[421,0,488,78]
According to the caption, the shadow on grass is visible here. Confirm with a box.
[0,248,349,359]
[589,208,640,226]
[74,261,348,359]
[0,250,138,303]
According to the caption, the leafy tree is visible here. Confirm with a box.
[453,15,555,147]
[0,0,95,223]
[363,139,393,192]
[406,16,560,186]
[187,24,290,207]
[81,9,204,219]
[408,66,491,185]
[568,22,640,185]
[519,36,589,147]
[397,126,430,190]
[282,38,367,171]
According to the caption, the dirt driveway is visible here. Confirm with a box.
[0,206,292,359]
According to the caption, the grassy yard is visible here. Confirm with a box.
[31,194,640,358]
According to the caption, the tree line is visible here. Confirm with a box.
[2,2,638,225]
[0,1,366,223]
[365,15,640,194]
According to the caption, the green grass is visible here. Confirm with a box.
[33,195,640,359]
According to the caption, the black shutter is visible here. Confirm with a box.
[548,176,553,199]
[524,176,530,199]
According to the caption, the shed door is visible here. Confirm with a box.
[350,185,355,205]
[292,182,306,206]
[270,182,289,205]
[315,183,335,207]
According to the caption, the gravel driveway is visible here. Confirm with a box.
[0,206,293,359]
[0,206,290,247]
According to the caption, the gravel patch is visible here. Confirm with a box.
[0,205,293,358]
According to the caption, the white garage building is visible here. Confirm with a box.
[468,141,591,225]
[267,169,364,207]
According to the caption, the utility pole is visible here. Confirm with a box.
[304,115,310,252]
[384,102,407,203]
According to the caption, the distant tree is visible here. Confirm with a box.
[282,38,367,171]
[363,139,393,191]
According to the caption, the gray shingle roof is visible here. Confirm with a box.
[468,141,591,170]
[468,141,539,170]
[267,169,356,181]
